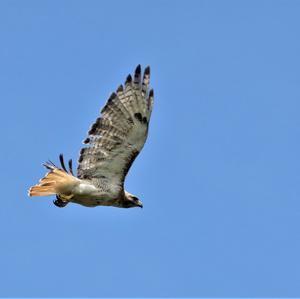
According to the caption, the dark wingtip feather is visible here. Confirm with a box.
[125,74,132,84]
[109,92,117,101]
[149,89,154,97]
[144,66,150,75]
[135,64,141,75]
[117,84,123,92]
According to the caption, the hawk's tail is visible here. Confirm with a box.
[28,155,79,197]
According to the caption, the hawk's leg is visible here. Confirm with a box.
[53,195,69,208]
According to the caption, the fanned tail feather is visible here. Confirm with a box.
[28,159,79,197]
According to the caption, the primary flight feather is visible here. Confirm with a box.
[28,65,154,208]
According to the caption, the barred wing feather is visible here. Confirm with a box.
[77,65,154,186]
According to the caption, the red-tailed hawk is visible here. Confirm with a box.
[28,65,154,208]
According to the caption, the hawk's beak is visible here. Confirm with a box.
[137,201,143,208]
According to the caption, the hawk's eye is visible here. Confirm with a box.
[131,196,139,202]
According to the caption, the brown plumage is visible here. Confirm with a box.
[28,65,154,208]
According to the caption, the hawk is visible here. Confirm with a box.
[28,65,154,208]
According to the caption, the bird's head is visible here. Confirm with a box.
[123,191,143,208]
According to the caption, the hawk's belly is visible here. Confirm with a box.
[71,195,121,207]
[70,181,122,207]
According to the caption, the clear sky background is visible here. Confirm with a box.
[0,0,300,297]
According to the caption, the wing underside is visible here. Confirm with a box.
[77,65,154,186]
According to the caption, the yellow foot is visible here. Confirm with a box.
[60,194,74,201]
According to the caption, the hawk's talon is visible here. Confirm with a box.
[53,195,68,208]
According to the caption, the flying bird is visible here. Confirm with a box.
[28,65,154,208]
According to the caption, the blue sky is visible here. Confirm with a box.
[0,0,300,297]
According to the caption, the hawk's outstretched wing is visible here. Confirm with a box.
[77,65,154,187]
